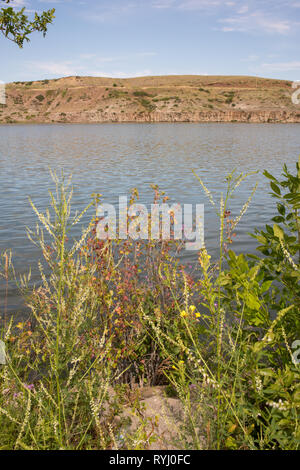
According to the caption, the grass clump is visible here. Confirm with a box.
[133,91,152,98]
[139,99,156,113]
[35,95,45,102]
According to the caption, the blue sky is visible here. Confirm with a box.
[1,0,300,82]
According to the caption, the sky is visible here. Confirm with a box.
[1,0,300,82]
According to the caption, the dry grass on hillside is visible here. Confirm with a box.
[1,75,299,124]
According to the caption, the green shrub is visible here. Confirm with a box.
[139,98,156,113]
[150,161,300,449]
[133,90,151,97]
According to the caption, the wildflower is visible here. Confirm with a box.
[254,376,263,394]
[180,310,187,317]
[267,399,289,411]
[189,305,196,313]
[24,384,34,391]
[195,312,201,318]
[198,248,211,271]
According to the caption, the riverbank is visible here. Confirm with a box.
[1,75,300,124]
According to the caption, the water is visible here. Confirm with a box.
[1,123,300,315]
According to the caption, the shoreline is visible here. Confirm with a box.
[1,119,300,125]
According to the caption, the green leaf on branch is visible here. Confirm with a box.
[0,1,55,47]
[273,224,284,241]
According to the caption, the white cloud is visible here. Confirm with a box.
[78,0,300,38]
[241,54,259,62]
[28,61,78,76]
[260,61,300,72]
[79,53,97,60]
[27,50,157,77]
[7,0,27,7]
[78,52,156,65]
[12,0,27,5]
[152,0,239,9]
[219,11,293,34]
[152,0,176,8]
[150,0,300,37]
[26,59,154,79]
[178,0,220,8]
[237,5,248,14]
[81,2,139,23]
[69,69,153,78]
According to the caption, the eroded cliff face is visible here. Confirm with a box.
[1,75,300,124]
[42,110,300,123]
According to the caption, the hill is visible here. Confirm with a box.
[1,75,300,124]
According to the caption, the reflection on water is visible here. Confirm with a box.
[0,123,300,314]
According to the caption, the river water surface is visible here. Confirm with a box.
[1,123,300,315]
